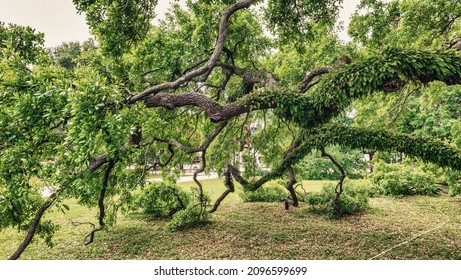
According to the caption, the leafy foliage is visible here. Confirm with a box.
[72,0,157,56]
[370,161,438,197]
[166,203,209,231]
[4,0,461,259]
[264,0,342,44]
[349,0,461,48]
[306,181,370,218]
[129,181,189,217]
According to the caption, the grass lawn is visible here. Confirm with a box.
[1,179,460,260]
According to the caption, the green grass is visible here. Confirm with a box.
[1,179,461,260]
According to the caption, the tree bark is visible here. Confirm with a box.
[9,194,56,260]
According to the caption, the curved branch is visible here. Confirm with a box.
[153,121,228,153]
[284,167,299,210]
[9,193,57,260]
[321,147,346,216]
[216,62,278,89]
[145,92,244,122]
[157,144,175,167]
[299,66,331,92]
[84,160,115,245]
[128,0,253,104]
[227,123,461,194]
[193,151,207,216]
[209,164,235,213]
[145,50,461,130]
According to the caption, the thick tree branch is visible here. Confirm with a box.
[284,167,299,210]
[146,50,461,129]
[299,66,332,92]
[9,193,57,260]
[84,160,115,245]
[227,122,461,197]
[145,91,275,122]
[128,0,253,104]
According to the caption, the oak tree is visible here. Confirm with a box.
[2,0,461,259]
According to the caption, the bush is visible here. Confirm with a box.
[346,179,379,198]
[370,161,438,197]
[129,182,210,231]
[166,204,209,231]
[131,181,190,217]
[444,170,461,196]
[306,181,369,218]
[240,185,287,202]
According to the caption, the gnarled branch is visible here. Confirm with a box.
[9,193,57,260]
[209,164,235,213]
[152,121,228,154]
[299,66,332,92]
[321,147,346,216]
[128,0,253,104]
[84,160,115,245]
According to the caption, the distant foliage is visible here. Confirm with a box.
[295,146,366,180]
[370,161,438,197]
[264,0,342,43]
[306,181,370,218]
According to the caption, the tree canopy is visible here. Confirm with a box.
[2,0,461,259]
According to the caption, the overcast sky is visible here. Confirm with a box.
[0,0,361,48]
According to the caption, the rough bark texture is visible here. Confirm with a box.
[284,167,299,210]
[145,92,263,122]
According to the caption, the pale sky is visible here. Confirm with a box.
[0,0,360,48]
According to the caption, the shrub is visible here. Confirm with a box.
[306,181,369,218]
[166,186,210,231]
[444,170,461,196]
[131,181,190,217]
[166,204,209,231]
[370,161,438,197]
